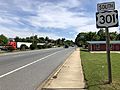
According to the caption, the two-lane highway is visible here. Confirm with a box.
[0,47,74,90]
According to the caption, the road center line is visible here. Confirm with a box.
[0,50,62,79]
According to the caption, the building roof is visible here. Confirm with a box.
[87,41,120,44]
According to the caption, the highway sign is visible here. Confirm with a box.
[96,10,118,28]
[97,2,115,12]
[96,1,118,84]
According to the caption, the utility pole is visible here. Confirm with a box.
[106,28,112,83]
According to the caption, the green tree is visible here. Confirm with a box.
[116,34,120,40]
[56,38,62,46]
[30,43,37,50]
[109,32,117,40]
[45,37,49,41]
[97,28,106,41]
[0,34,8,45]
[92,34,100,41]
[86,32,96,41]
[15,36,20,42]
[26,37,32,42]
[64,40,74,46]
[75,32,87,46]
[62,38,65,45]
[39,37,45,43]
[21,38,26,42]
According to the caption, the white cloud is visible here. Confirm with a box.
[109,27,120,33]
[76,24,120,33]
[58,0,81,8]
[28,2,91,31]
[14,0,36,12]
[0,25,74,40]
[76,24,97,32]
[0,26,32,38]
[0,0,120,41]
[0,17,13,24]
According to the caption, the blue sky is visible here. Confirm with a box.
[0,0,120,41]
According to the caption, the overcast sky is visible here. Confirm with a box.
[0,0,120,41]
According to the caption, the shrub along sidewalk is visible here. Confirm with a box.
[80,48,120,90]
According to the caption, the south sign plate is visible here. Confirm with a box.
[96,10,118,28]
[97,2,115,12]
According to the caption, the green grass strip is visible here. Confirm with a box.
[80,48,120,90]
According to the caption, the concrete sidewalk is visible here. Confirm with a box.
[41,48,85,90]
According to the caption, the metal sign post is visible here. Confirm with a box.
[106,27,112,83]
[96,1,118,84]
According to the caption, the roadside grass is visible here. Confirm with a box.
[80,48,120,90]
[0,51,4,54]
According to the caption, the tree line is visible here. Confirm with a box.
[75,28,120,47]
[0,34,74,47]
[14,35,74,46]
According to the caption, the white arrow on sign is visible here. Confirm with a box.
[96,10,118,28]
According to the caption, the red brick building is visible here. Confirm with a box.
[87,41,120,51]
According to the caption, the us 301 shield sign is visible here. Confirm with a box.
[96,10,118,28]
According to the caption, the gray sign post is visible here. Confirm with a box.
[96,2,118,84]
[106,27,112,83]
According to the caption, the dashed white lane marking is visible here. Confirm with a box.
[12,54,24,57]
[0,50,62,79]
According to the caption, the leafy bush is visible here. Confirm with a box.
[30,44,36,50]
[37,45,42,49]
[58,45,60,47]
[47,45,52,48]
[42,45,47,49]
[7,46,15,52]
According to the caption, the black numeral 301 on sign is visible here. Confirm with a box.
[96,10,118,28]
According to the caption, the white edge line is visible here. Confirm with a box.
[0,50,62,79]
[0,48,53,56]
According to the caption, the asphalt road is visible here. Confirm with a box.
[0,47,75,90]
